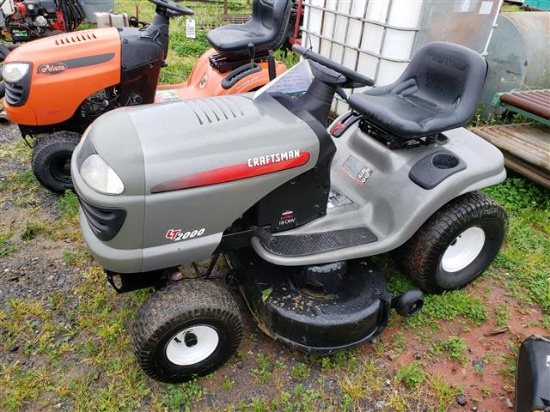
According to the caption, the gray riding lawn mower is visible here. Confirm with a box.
[72,42,508,382]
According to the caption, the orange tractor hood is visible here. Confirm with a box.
[3,28,121,126]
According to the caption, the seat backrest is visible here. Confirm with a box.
[253,0,288,30]
[206,0,292,59]
[348,42,488,142]
[396,41,488,113]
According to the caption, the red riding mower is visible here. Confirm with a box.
[0,0,83,42]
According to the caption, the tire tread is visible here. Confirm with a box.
[133,280,242,382]
[31,131,81,192]
[395,191,507,293]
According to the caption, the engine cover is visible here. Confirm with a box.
[73,93,321,273]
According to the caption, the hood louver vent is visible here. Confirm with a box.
[55,32,98,45]
[187,97,246,125]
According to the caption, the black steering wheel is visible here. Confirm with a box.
[293,44,374,88]
[149,0,194,16]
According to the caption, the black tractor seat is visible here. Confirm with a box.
[348,41,488,144]
[206,0,293,60]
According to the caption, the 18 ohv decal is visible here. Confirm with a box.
[166,228,205,242]
[38,62,68,75]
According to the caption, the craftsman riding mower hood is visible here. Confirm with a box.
[72,43,507,383]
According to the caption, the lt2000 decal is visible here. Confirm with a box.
[166,228,206,242]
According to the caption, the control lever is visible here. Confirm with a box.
[248,43,256,68]
[268,50,276,81]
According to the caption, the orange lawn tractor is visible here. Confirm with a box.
[1,0,296,192]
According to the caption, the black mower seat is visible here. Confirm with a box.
[348,41,488,140]
[206,0,293,59]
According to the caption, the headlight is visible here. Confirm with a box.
[80,154,124,195]
[2,62,31,83]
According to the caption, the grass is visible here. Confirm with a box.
[430,336,469,364]
[1,176,546,412]
[0,231,17,256]
[397,362,426,388]
[483,173,550,323]
[1,0,549,411]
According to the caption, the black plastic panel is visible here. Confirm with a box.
[80,200,127,242]
[409,149,466,189]
[255,226,377,257]
[515,336,550,412]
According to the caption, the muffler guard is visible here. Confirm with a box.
[229,248,392,354]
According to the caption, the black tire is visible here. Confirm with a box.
[394,191,507,294]
[393,289,423,317]
[31,132,81,193]
[133,280,242,383]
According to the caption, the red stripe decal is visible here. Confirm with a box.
[151,151,310,193]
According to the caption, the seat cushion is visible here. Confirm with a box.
[348,91,454,139]
[348,41,488,140]
[207,21,279,57]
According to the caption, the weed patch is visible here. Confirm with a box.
[431,336,468,363]
[20,221,49,241]
[0,231,16,257]
[162,380,204,411]
[404,290,488,330]
[397,362,426,388]
[57,190,80,220]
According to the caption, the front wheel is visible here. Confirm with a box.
[133,280,242,383]
[394,191,507,294]
[32,131,81,193]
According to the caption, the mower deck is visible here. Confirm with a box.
[229,247,392,354]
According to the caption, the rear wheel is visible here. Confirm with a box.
[32,132,81,193]
[394,191,507,294]
[133,280,242,383]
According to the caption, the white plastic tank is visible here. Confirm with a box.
[301,0,503,114]
[78,0,115,22]
[1,0,15,20]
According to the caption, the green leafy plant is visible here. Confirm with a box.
[397,362,426,388]
[21,221,48,241]
[162,380,204,411]
[252,353,274,383]
[57,190,80,219]
[0,231,16,257]
[290,362,311,379]
[431,336,468,363]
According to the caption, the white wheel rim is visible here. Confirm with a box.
[166,325,219,366]
[441,227,486,273]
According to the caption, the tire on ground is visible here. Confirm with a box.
[133,280,242,383]
[31,132,81,193]
[393,191,507,294]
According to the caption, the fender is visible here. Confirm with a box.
[155,49,286,102]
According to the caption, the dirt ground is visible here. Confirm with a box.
[0,120,548,411]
